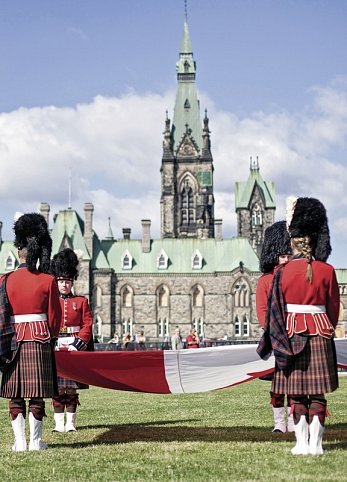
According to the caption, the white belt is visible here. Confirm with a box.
[61,326,80,334]
[285,304,326,314]
[11,313,47,323]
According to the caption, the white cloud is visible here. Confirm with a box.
[0,80,347,266]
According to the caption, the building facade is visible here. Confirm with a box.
[0,17,346,341]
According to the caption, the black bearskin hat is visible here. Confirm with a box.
[260,221,291,273]
[14,213,52,273]
[286,196,331,262]
[51,248,79,281]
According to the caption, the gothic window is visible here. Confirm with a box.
[157,249,168,270]
[121,249,133,270]
[5,253,15,271]
[232,279,250,307]
[192,285,204,307]
[180,181,195,225]
[243,315,249,336]
[234,316,240,336]
[193,318,204,338]
[93,315,102,340]
[192,249,203,270]
[158,317,169,337]
[93,285,102,308]
[122,318,133,335]
[251,203,263,226]
[184,98,191,109]
[121,286,133,308]
[157,285,169,308]
[184,61,190,73]
[339,302,344,321]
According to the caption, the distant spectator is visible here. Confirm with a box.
[171,328,184,350]
[136,330,146,350]
[186,328,200,349]
[108,333,119,344]
[162,335,170,350]
[123,332,134,350]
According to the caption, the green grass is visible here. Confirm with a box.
[0,377,346,481]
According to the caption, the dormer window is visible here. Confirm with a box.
[121,250,133,270]
[157,249,168,270]
[5,253,15,271]
[192,249,203,270]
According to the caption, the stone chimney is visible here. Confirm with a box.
[39,202,50,226]
[84,202,94,257]
[141,219,151,253]
[122,228,131,240]
[215,219,223,241]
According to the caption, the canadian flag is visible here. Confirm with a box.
[56,338,347,394]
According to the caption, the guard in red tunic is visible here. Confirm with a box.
[256,220,292,433]
[260,197,339,456]
[50,248,93,432]
[0,213,61,451]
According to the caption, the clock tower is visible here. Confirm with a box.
[160,17,215,239]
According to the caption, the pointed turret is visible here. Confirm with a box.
[172,19,202,153]
[160,13,215,239]
[235,157,276,255]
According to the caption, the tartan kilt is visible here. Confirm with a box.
[0,341,58,399]
[57,375,88,390]
[271,335,338,395]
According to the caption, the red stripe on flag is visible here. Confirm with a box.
[56,351,171,394]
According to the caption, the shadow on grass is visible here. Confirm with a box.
[77,419,200,431]
[50,422,347,451]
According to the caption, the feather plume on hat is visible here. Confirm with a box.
[51,248,79,280]
[286,196,331,262]
[14,213,52,273]
[259,221,291,273]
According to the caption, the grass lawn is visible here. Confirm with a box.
[0,376,346,481]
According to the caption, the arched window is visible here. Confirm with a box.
[158,318,169,337]
[93,285,102,308]
[184,61,190,73]
[94,315,102,341]
[122,318,133,336]
[5,253,15,271]
[192,285,204,307]
[243,315,249,336]
[193,318,204,338]
[251,203,263,226]
[121,286,133,308]
[234,316,240,336]
[121,249,133,270]
[192,249,203,270]
[232,279,250,307]
[157,249,168,270]
[158,285,169,308]
[180,180,195,225]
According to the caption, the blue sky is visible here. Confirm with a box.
[0,0,346,266]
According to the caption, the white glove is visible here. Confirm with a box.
[67,344,78,351]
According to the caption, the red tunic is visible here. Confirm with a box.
[5,267,61,342]
[256,272,273,328]
[280,258,339,338]
[59,295,93,344]
[186,334,199,348]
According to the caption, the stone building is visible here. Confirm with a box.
[0,16,346,341]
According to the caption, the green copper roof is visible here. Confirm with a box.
[102,237,260,274]
[336,269,347,284]
[172,20,203,152]
[50,209,109,269]
[50,209,91,260]
[0,241,19,275]
[235,166,276,209]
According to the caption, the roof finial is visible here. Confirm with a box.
[184,0,188,22]
[68,167,72,209]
